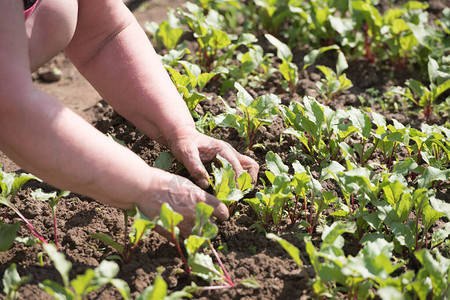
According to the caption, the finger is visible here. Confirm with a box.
[174,144,210,189]
[238,153,259,183]
[216,142,245,178]
[202,191,229,221]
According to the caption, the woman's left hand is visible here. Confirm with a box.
[167,126,259,189]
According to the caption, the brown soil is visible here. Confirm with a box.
[0,1,448,300]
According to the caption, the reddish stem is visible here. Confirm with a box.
[172,224,190,274]
[13,208,48,245]
[208,240,233,286]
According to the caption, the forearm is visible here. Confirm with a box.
[65,4,194,147]
[0,88,166,210]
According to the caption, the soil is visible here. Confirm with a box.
[0,1,448,300]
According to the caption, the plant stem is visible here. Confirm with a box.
[52,210,58,250]
[11,205,48,244]
[415,199,425,250]
[123,211,129,262]
[208,240,233,286]
[171,223,190,274]
[388,142,397,170]
[291,195,300,224]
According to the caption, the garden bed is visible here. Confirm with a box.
[1,0,449,299]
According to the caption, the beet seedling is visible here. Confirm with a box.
[157,202,190,274]
[393,57,450,121]
[315,50,353,105]
[2,263,32,300]
[90,206,156,264]
[0,166,48,246]
[215,82,280,148]
[209,155,253,213]
[31,189,70,250]
[145,9,184,51]
[39,244,130,300]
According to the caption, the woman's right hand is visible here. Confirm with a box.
[136,171,228,238]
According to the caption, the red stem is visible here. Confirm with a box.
[208,241,233,286]
[172,224,190,274]
[13,207,48,245]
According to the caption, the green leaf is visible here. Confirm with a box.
[184,235,207,256]
[135,274,168,300]
[435,79,450,99]
[429,196,450,219]
[347,108,372,139]
[70,269,95,298]
[110,279,131,300]
[422,204,444,232]
[192,202,218,240]
[2,263,32,298]
[378,286,403,300]
[89,232,124,254]
[43,244,72,287]
[130,217,155,246]
[0,222,20,252]
[188,253,223,283]
[159,203,183,235]
[415,249,449,296]
[267,233,303,267]
[303,45,339,71]
[418,167,450,188]
[265,34,293,61]
[240,278,260,289]
[336,51,348,76]
[234,82,254,108]
[430,223,450,248]
[157,21,184,50]
[153,152,174,172]
[266,151,289,176]
[322,221,356,246]
[38,280,75,300]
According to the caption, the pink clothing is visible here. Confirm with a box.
[24,0,39,20]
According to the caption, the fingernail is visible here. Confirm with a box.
[199,179,210,189]
[219,205,229,220]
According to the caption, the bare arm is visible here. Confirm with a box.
[0,1,227,235]
[65,0,192,146]
[65,0,258,187]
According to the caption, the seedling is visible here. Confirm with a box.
[157,202,190,274]
[145,9,184,51]
[0,166,48,246]
[31,189,70,250]
[393,57,450,121]
[209,155,253,213]
[2,263,32,300]
[215,82,280,148]
[90,206,156,264]
[39,244,130,300]
[135,267,192,300]
[315,50,353,104]
[281,97,345,165]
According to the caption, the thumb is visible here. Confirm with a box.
[174,145,210,189]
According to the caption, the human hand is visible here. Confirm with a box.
[137,170,228,238]
[167,126,259,189]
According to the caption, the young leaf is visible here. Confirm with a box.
[153,152,174,172]
[43,244,72,287]
[2,263,32,299]
[89,233,124,254]
[159,203,183,236]
[191,202,218,240]
[0,222,21,252]
[266,233,303,267]
[265,34,293,62]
